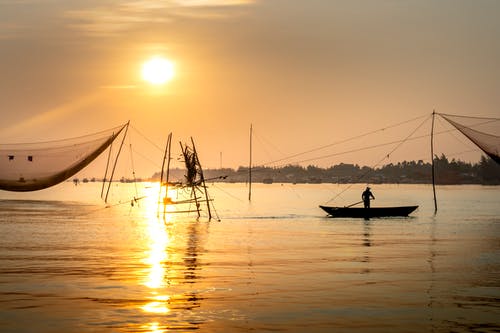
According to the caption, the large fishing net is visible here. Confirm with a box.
[0,123,128,191]
[439,113,500,164]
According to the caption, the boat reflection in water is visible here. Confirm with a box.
[0,183,498,332]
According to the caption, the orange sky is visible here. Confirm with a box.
[1,1,499,177]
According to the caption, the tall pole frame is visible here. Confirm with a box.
[104,121,130,203]
[101,142,113,199]
[191,137,212,220]
[158,133,172,217]
[249,124,252,201]
[431,111,438,213]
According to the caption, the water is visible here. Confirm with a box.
[0,183,499,332]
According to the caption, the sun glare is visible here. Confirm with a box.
[141,57,175,85]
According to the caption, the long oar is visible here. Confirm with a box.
[345,200,363,208]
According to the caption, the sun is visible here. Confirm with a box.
[141,57,175,85]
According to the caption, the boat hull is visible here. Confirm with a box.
[319,205,418,218]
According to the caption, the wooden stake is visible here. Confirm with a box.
[249,124,252,201]
[158,133,172,217]
[191,137,212,220]
[105,121,129,203]
[431,111,438,214]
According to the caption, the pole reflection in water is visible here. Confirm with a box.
[137,188,208,331]
[0,184,497,332]
[184,222,202,283]
[427,215,437,331]
[361,221,371,274]
[181,221,207,311]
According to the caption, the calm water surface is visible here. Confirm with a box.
[0,183,499,332]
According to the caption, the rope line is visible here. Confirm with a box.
[1,123,127,146]
[131,147,163,169]
[129,124,164,152]
[252,128,287,157]
[436,116,475,150]
[438,113,500,121]
[212,183,245,203]
[325,114,432,204]
[249,127,455,172]
[259,114,429,167]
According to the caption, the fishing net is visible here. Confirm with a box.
[180,143,201,186]
[439,113,500,164]
[0,123,128,191]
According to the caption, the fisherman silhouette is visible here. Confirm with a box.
[361,187,375,208]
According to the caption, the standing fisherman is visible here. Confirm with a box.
[362,187,375,208]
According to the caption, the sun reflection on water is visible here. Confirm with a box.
[135,183,206,330]
[143,217,169,288]
[142,322,164,333]
[141,301,170,314]
[139,184,174,319]
[141,293,172,314]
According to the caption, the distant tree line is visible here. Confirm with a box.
[151,155,500,185]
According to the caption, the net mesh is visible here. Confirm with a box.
[439,113,500,164]
[0,123,127,191]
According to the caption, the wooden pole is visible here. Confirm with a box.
[158,133,172,217]
[180,142,201,218]
[101,142,113,199]
[165,134,172,195]
[191,137,212,220]
[249,124,252,201]
[129,142,139,205]
[105,121,129,203]
[431,111,438,213]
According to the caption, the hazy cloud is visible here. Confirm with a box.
[100,85,138,89]
[0,22,24,40]
[63,0,256,37]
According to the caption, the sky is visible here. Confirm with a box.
[1,0,499,178]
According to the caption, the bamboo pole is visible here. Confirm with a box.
[249,124,252,201]
[158,133,172,217]
[180,142,201,218]
[101,142,113,199]
[105,121,130,203]
[191,137,212,220]
[431,111,438,213]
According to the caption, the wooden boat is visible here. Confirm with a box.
[319,205,418,218]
